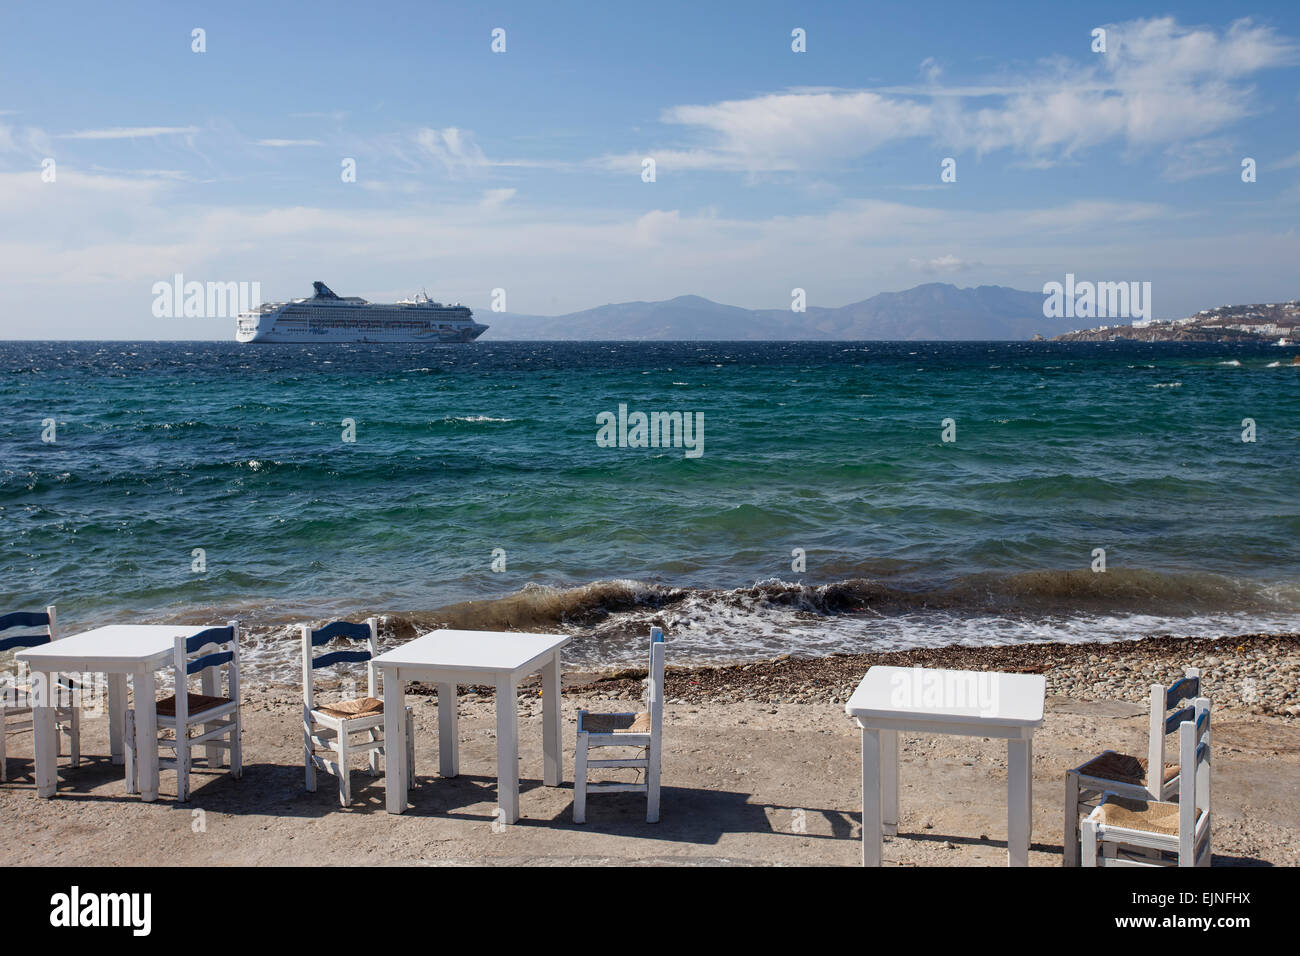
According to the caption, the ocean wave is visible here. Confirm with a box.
[399,570,1300,640]
[205,570,1300,682]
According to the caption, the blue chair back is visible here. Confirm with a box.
[169,621,241,726]
[300,618,379,709]
[0,605,55,653]
[308,621,375,670]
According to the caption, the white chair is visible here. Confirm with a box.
[1081,696,1211,867]
[126,623,242,802]
[0,605,80,782]
[574,626,664,824]
[1064,666,1200,866]
[301,618,413,806]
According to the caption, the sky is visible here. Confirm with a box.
[2,0,1299,338]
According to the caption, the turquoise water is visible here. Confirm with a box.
[3,340,1298,679]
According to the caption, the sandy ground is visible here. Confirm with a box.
[2,636,1297,866]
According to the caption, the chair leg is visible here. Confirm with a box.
[69,707,81,767]
[177,731,191,803]
[573,733,588,824]
[231,707,243,780]
[124,710,137,794]
[1081,818,1099,867]
[646,743,661,824]
[368,726,381,777]
[337,733,351,806]
[1064,773,1080,867]
[405,709,415,790]
[0,714,7,782]
[304,720,316,792]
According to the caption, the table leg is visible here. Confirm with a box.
[881,729,899,836]
[437,682,459,777]
[384,674,406,814]
[32,670,59,798]
[496,677,519,824]
[541,652,562,787]
[1007,735,1032,867]
[134,669,159,802]
[108,673,127,766]
[861,727,883,866]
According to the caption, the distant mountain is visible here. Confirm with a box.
[482,283,1068,341]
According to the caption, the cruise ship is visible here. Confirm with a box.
[235,282,488,343]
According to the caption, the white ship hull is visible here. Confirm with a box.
[237,324,486,344]
[236,282,488,344]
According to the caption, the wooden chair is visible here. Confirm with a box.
[1063,666,1200,866]
[126,623,243,801]
[1081,697,1211,867]
[301,618,413,806]
[0,605,80,782]
[574,626,664,824]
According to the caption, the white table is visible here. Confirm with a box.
[15,624,215,801]
[845,665,1046,866]
[371,629,571,822]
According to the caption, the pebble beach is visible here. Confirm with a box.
[3,631,1296,868]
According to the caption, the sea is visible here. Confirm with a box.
[3,340,1298,683]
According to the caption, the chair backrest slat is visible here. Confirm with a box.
[1165,704,1195,734]
[310,620,371,647]
[1165,675,1200,708]
[188,650,234,675]
[0,632,51,653]
[0,610,51,631]
[186,625,234,655]
[312,649,372,669]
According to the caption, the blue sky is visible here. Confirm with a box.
[2,1,1299,338]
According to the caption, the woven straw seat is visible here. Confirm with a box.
[316,696,384,721]
[156,693,231,717]
[1097,796,1200,836]
[1077,751,1178,785]
[582,711,651,734]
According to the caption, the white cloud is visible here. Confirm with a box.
[57,126,199,140]
[621,17,1294,174]
[1271,150,1300,171]
[1161,138,1235,182]
[480,187,517,209]
[0,121,52,156]
[657,90,932,171]
[415,126,488,176]
[910,254,979,274]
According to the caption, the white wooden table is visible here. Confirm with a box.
[371,629,571,822]
[845,665,1046,866]
[15,624,215,802]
